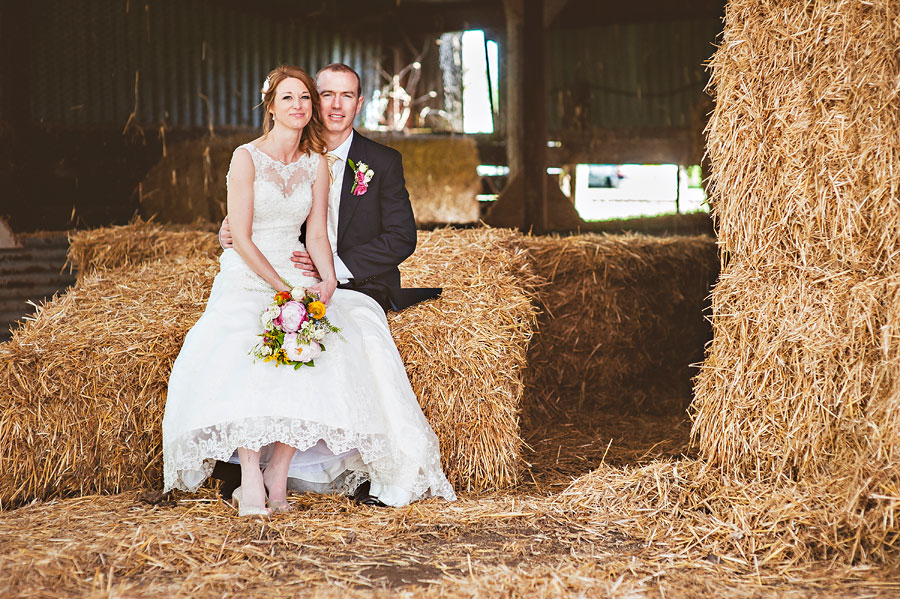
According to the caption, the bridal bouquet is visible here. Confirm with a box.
[251,287,341,369]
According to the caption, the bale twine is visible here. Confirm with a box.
[375,135,481,225]
[521,234,718,419]
[0,225,536,507]
[137,132,256,225]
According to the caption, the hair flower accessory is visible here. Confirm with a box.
[260,76,271,101]
[347,159,374,196]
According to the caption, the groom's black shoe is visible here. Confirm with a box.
[211,460,241,500]
[351,480,387,507]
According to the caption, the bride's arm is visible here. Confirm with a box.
[306,154,337,303]
[227,148,290,293]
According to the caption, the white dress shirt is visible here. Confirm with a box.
[326,131,354,283]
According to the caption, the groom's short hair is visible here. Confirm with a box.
[316,63,362,98]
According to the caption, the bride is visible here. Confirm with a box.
[162,65,456,515]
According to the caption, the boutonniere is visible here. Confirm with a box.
[347,159,374,196]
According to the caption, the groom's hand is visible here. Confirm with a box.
[291,250,320,278]
[218,216,234,249]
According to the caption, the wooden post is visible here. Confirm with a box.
[521,0,546,233]
[488,0,578,232]
[675,165,682,214]
[502,0,523,182]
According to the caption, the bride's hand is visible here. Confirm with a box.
[309,278,337,305]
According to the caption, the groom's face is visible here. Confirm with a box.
[317,70,364,136]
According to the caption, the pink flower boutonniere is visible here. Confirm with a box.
[347,158,374,196]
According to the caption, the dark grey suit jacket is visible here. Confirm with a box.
[313,131,441,311]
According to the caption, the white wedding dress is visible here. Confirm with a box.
[162,143,456,506]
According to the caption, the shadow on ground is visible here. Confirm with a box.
[520,393,693,494]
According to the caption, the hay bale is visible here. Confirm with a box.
[705,0,900,272]
[688,0,900,562]
[521,233,718,418]
[392,228,539,491]
[691,264,900,558]
[0,225,537,506]
[0,257,218,509]
[374,135,481,225]
[139,132,479,226]
[66,217,220,283]
[137,132,256,225]
[693,265,900,479]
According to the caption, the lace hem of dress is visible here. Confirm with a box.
[163,416,457,502]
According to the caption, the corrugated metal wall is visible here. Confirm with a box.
[27,0,381,129]
[547,18,721,130]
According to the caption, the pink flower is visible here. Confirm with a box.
[277,301,308,333]
[299,340,322,362]
[282,334,321,363]
[281,333,302,361]
[353,182,368,196]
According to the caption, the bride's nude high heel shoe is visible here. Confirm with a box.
[231,486,271,517]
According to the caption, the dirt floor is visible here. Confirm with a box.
[1,400,898,598]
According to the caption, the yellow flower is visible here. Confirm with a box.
[308,301,326,320]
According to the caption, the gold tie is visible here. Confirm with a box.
[326,153,339,186]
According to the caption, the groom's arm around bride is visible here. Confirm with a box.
[222,63,440,313]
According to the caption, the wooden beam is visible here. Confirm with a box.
[552,0,724,27]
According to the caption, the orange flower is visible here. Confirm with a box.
[308,301,326,320]
[274,291,291,305]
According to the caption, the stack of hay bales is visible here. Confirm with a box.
[65,218,221,283]
[138,133,480,227]
[522,234,718,419]
[0,224,537,507]
[692,0,900,560]
[374,135,481,225]
[138,132,256,225]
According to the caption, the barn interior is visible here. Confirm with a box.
[0,0,723,468]
[5,0,897,596]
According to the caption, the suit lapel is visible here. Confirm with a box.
[337,132,365,245]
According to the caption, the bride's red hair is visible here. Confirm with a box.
[260,65,326,156]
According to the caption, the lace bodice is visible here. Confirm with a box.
[227,143,319,261]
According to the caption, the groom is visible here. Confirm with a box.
[217,63,440,505]
[220,63,440,312]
